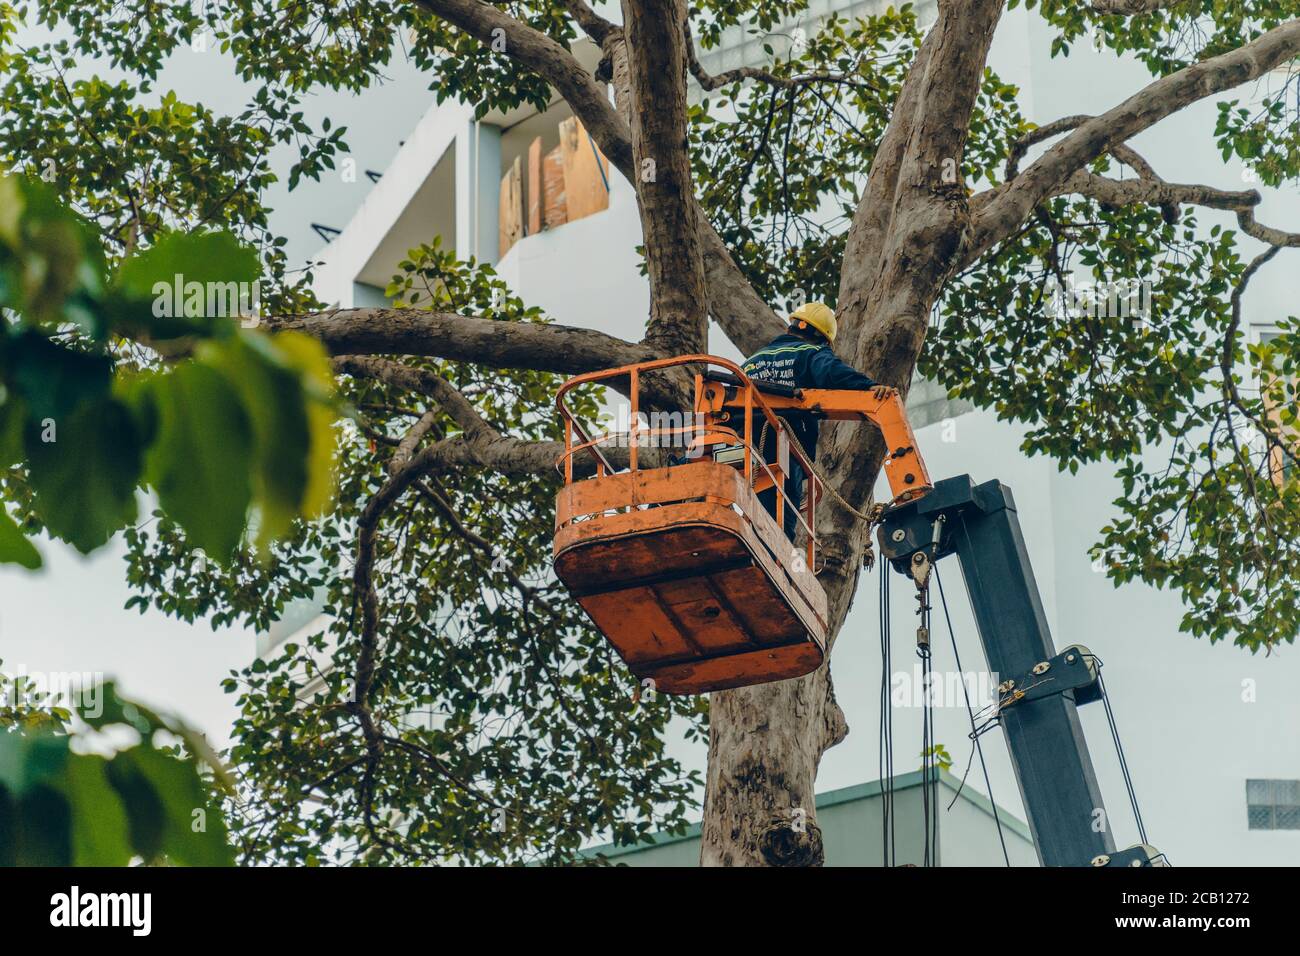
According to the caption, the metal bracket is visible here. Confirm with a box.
[1092,844,1168,868]
[909,551,932,590]
[996,644,1103,709]
[877,474,1003,571]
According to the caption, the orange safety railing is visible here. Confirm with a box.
[555,355,822,570]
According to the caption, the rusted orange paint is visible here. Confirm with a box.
[555,463,827,694]
[552,355,930,695]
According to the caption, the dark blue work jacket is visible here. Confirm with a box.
[741,332,878,462]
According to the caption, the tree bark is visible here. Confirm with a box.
[263,308,657,372]
[701,671,847,866]
[700,0,1007,867]
[620,0,709,355]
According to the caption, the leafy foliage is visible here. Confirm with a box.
[0,171,339,863]
[2,0,1297,873]
[1021,1,1300,188]
[0,174,338,563]
[927,188,1300,649]
[0,674,233,866]
[690,8,1032,308]
[126,247,706,865]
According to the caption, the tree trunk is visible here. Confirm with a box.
[620,0,709,355]
[701,665,848,865]
[697,0,1007,866]
[698,300,935,866]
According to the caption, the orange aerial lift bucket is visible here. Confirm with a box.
[554,355,828,695]
[553,354,934,695]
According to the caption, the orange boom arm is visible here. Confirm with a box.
[698,380,933,505]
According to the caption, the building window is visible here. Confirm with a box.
[1246,779,1300,830]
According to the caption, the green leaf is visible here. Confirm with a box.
[26,397,142,552]
[0,732,69,797]
[0,784,72,865]
[112,229,260,340]
[116,229,259,298]
[265,331,337,521]
[0,508,41,569]
[3,328,113,422]
[0,176,106,329]
[76,681,235,792]
[109,745,234,866]
[0,176,23,247]
[0,399,23,468]
[141,362,254,560]
[103,748,167,861]
[62,755,134,866]
[73,680,153,734]
[198,336,310,545]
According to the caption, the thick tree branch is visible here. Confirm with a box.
[1091,0,1186,14]
[264,309,656,374]
[559,0,637,153]
[409,432,620,480]
[1055,171,1300,245]
[338,354,654,479]
[999,119,1295,230]
[560,0,617,45]
[838,0,1006,364]
[620,0,709,354]
[1059,168,1245,214]
[970,18,1300,262]
[833,28,937,343]
[318,318,693,438]
[410,0,634,174]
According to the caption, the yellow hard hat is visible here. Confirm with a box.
[790,301,837,343]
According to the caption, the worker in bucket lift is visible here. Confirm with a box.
[742,301,894,542]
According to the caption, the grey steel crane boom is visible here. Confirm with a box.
[877,474,1163,867]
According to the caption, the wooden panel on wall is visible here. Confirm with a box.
[498,154,523,259]
[526,136,543,236]
[542,144,567,230]
[558,116,610,223]
[1262,362,1298,488]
